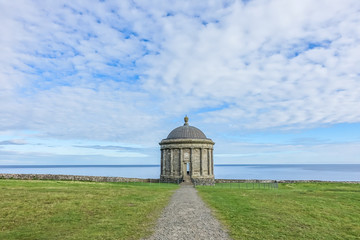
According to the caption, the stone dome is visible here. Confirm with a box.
[166,116,207,139]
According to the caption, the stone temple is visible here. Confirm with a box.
[160,116,215,185]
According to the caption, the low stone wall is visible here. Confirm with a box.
[215,179,360,184]
[1,174,359,184]
[0,173,159,183]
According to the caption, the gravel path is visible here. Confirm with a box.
[145,184,231,240]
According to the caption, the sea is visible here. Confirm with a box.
[0,164,359,181]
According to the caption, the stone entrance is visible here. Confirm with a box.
[183,162,191,183]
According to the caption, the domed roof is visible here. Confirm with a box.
[166,116,207,139]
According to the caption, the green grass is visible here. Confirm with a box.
[197,182,360,240]
[0,179,178,240]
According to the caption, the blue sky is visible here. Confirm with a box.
[0,0,360,165]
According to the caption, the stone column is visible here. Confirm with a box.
[162,149,166,175]
[170,149,173,176]
[179,148,182,176]
[200,148,203,176]
[207,149,210,175]
[160,149,163,175]
[190,148,193,176]
[211,149,214,175]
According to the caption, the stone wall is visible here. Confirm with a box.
[215,179,360,184]
[0,173,159,183]
[1,174,358,184]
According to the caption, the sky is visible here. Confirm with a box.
[0,0,360,165]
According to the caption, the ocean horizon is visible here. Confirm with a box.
[1,164,359,181]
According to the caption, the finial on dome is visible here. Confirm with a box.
[184,115,189,126]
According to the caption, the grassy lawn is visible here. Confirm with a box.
[197,182,360,240]
[0,179,178,240]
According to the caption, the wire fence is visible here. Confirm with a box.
[116,179,278,189]
[196,182,278,189]
[120,178,180,187]
[1,175,280,189]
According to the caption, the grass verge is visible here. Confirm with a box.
[0,179,178,240]
[197,182,360,240]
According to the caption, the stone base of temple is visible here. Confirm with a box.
[160,175,215,185]
[191,177,215,186]
[160,175,183,184]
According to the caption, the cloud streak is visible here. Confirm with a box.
[0,140,26,145]
[74,145,140,151]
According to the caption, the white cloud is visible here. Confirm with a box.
[136,0,360,130]
[0,0,360,165]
